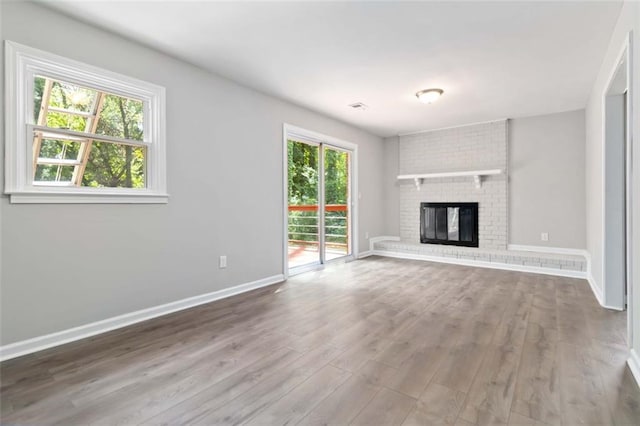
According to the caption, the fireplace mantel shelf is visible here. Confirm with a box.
[397,169,503,190]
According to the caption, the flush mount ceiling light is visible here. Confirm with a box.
[416,88,444,104]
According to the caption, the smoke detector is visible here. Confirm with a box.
[348,102,369,111]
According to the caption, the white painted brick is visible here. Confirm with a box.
[399,120,508,250]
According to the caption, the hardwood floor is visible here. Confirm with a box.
[1,257,639,425]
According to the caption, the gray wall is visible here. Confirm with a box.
[603,94,626,308]
[509,110,586,249]
[0,2,385,345]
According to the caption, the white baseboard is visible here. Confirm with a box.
[358,250,373,259]
[507,244,588,257]
[628,349,640,388]
[586,271,624,311]
[0,274,285,362]
[371,249,587,279]
[587,273,606,306]
[584,252,609,309]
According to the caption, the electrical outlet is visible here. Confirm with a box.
[219,255,227,269]
[541,233,549,242]
[365,231,369,239]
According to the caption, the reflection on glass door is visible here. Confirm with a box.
[324,146,351,261]
[287,138,353,273]
[287,140,320,269]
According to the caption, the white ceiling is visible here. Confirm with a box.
[44,1,622,137]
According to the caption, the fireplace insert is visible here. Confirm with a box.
[420,202,478,247]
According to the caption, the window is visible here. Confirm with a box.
[4,41,167,203]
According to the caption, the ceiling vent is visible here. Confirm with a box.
[348,102,369,111]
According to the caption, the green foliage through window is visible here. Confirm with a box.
[287,140,349,248]
[33,76,146,188]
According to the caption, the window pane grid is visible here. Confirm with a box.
[36,159,82,166]
[31,75,147,189]
[32,126,149,147]
[47,106,97,118]
[31,129,147,189]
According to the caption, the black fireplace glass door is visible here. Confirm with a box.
[459,207,474,242]
[424,207,436,239]
[420,202,478,247]
[435,207,448,240]
[447,207,459,241]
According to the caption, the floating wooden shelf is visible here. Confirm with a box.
[397,169,502,190]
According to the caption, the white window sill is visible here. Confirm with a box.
[6,191,169,204]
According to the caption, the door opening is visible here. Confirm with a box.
[602,34,632,348]
[284,126,356,276]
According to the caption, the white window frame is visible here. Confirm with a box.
[4,41,168,204]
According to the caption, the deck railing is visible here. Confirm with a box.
[288,204,349,250]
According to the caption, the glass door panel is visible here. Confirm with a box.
[324,146,351,261]
[287,140,321,269]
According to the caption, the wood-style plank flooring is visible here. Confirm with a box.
[1,257,639,425]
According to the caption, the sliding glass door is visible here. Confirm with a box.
[324,146,351,262]
[286,135,353,274]
[287,140,321,269]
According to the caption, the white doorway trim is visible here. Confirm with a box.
[601,31,633,348]
[282,124,359,279]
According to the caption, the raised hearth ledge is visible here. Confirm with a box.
[364,237,587,279]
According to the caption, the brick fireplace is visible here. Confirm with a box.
[399,120,508,250]
[371,118,586,276]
